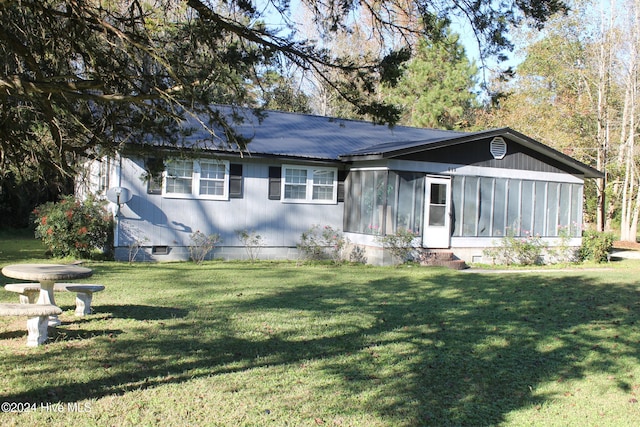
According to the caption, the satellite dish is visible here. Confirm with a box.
[106,187,132,204]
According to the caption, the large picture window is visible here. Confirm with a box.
[282,165,337,203]
[164,159,230,200]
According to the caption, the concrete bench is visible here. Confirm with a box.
[4,283,105,316]
[0,303,62,346]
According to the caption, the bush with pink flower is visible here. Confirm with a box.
[33,195,113,258]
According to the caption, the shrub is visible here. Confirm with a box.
[349,245,368,264]
[484,229,546,266]
[188,231,222,264]
[120,222,149,263]
[33,195,113,259]
[579,230,614,263]
[546,224,579,264]
[376,228,418,265]
[236,229,264,263]
[298,225,347,263]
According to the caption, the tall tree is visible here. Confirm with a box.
[618,0,640,241]
[380,28,478,129]
[256,69,311,113]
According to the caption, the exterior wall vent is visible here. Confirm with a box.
[490,137,507,159]
[152,245,170,255]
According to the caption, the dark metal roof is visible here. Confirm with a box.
[183,106,462,160]
[156,106,603,178]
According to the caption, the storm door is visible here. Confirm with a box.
[423,176,451,248]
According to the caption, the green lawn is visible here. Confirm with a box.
[1,235,639,426]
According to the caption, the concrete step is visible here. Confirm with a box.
[417,250,468,270]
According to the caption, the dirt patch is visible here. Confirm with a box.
[613,240,640,250]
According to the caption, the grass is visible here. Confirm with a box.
[1,234,640,426]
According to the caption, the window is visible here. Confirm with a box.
[165,160,193,195]
[163,159,230,200]
[98,159,111,193]
[199,161,226,196]
[344,170,424,235]
[282,165,337,203]
[452,176,583,238]
[284,168,307,199]
[312,170,335,200]
[428,183,447,227]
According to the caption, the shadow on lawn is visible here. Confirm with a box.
[97,304,189,321]
[2,268,640,425]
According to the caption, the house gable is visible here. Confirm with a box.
[393,137,583,176]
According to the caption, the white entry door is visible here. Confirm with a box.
[423,176,451,248]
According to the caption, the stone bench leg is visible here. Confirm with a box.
[37,280,60,326]
[26,315,51,347]
[75,292,94,316]
[20,291,38,305]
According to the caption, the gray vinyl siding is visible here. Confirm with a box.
[116,157,343,250]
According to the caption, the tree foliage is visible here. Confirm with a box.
[0,0,566,184]
[477,0,640,235]
[380,28,478,129]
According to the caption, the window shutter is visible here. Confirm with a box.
[268,166,281,200]
[337,170,347,202]
[229,163,243,198]
[145,157,164,194]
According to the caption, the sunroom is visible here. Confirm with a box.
[341,129,600,264]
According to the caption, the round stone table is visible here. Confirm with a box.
[2,263,93,325]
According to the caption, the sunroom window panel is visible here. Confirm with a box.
[395,172,424,235]
[462,177,478,236]
[345,171,362,233]
[546,182,560,236]
[521,180,535,236]
[492,178,507,236]
[506,180,521,234]
[478,178,493,236]
[373,170,388,234]
[360,171,379,234]
[558,183,571,231]
[451,177,463,236]
[534,181,547,236]
[570,184,583,236]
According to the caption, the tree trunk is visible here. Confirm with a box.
[619,0,639,241]
[595,2,614,232]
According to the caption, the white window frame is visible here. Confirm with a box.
[163,159,229,200]
[282,165,338,204]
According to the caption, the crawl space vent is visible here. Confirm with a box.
[490,137,507,159]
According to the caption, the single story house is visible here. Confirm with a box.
[78,105,602,265]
